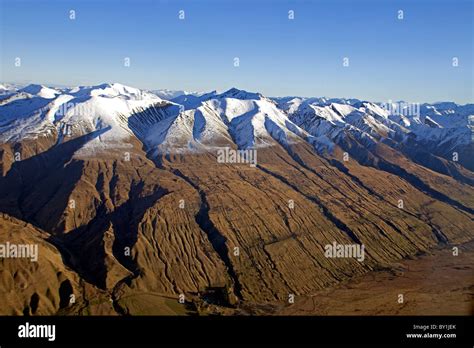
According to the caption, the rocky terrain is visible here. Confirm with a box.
[0,83,472,315]
[276,240,474,316]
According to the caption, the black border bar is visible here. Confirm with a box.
[0,316,472,346]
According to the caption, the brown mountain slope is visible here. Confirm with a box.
[0,129,472,314]
[0,213,81,315]
[148,142,472,305]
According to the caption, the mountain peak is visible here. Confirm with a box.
[19,84,59,99]
[218,87,263,100]
[64,82,161,102]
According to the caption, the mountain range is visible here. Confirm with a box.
[0,82,473,315]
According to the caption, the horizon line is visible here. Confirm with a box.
[1,79,473,106]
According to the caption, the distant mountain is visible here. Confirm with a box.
[0,83,20,95]
[151,89,205,100]
[275,96,474,172]
[19,84,60,99]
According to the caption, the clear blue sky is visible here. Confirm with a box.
[1,0,472,103]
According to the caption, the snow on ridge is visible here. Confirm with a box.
[151,89,209,101]
[1,82,472,158]
[19,84,60,99]
[63,82,161,102]
[217,87,263,101]
[0,82,168,152]
[142,89,313,156]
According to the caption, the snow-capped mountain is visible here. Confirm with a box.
[171,90,218,110]
[0,83,21,96]
[151,89,206,101]
[122,87,314,157]
[0,82,472,170]
[275,96,473,163]
[0,83,172,156]
[19,84,60,99]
